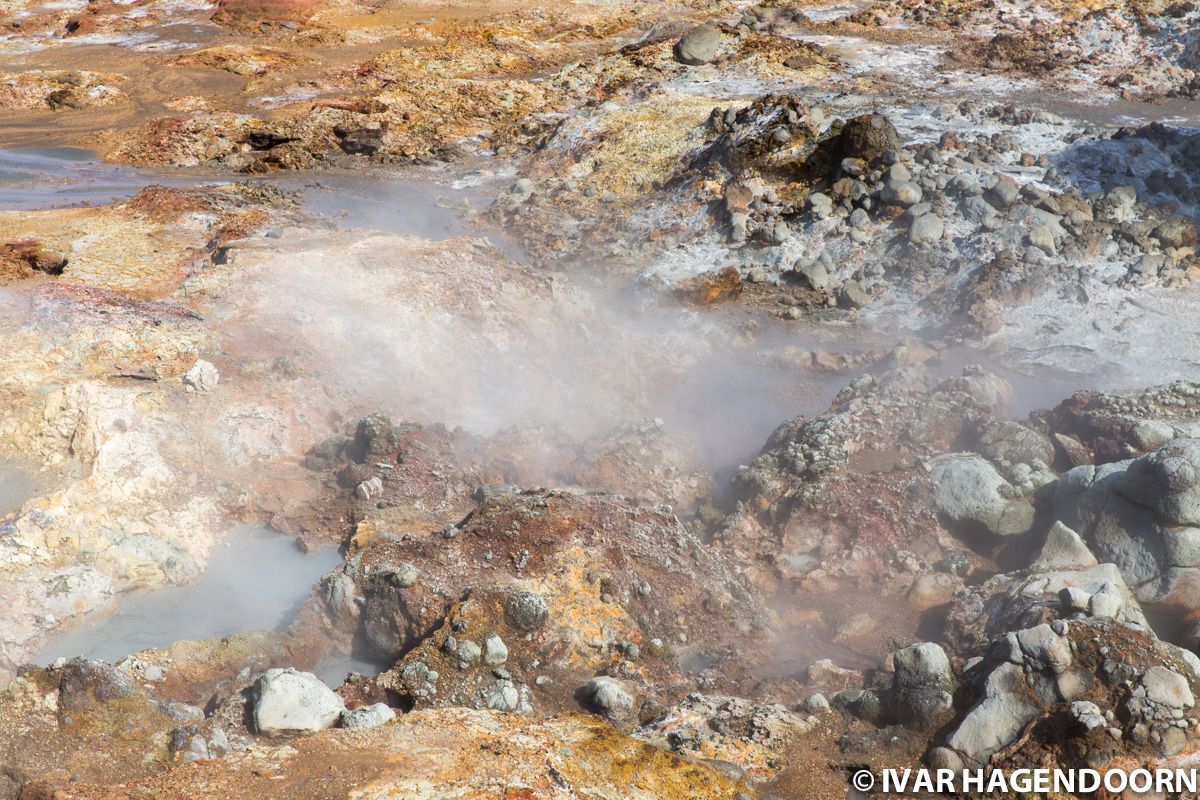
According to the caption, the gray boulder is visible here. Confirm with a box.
[946,694,1039,766]
[985,175,1020,209]
[881,180,922,207]
[1141,666,1195,710]
[674,24,721,66]
[506,590,548,631]
[932,454,1034,537]
[253,669,345,736]
[1119,439,1200,526]
[892,643,955,730]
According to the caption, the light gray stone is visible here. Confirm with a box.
[932,454,1034,537]
[947,694,1040,766]
[340,702,396,729]
[1087,583,1122,618]
[985,175,1020,209]
[809,192,833,219]
[1027,225,1056,256]
[483,633,508,666]
[1070,700,1106,731]
[892,642,955,730]
[183,359,219,393]
[1142,666,1195,710]
[881,180,922,207]
[1033,522,1098,569]
[582,676,634,719]
[909,214,944,244]
[674,24,721,66]
[253,668,345,736]
[1119,440,1200,526]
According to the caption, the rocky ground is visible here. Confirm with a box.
[3,0,1200,798]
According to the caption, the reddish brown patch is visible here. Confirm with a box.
[212,0,321,26]
[675,266,743,305]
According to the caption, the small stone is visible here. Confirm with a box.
[985,175,1020,208]
[909,214,944,244]
[838,280,871,309]
[804,693,830,713]
[456,640,482,669]
[340,703,396,729]
[797,260,831,292]
[1059,586,1091,613]
[582,676,634,719]
[506,591,549,631]
[881,180,922,207]
[809,192,834,219]
[183,359,219,393]
[482,634,509,666]
[1069,700,1106,731]
[674,23,722,66]
[1088,583,1122,619]
[1027,225,1056,256]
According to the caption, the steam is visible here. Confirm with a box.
[209,231,869,475]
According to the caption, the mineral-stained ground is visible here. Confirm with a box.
[3,0,1200,797]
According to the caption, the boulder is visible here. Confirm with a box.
[881,180,922,207]
[674,24,721,66]
[835,113,902,164]
[1141,666,1194,710]
[505,591,548,631]
[253,668,345,736]
[892,643,955,730]
[947,694,1039,766]
[932,454,1034,537]
[1119,439,1200,526]
[985,175,1020,209]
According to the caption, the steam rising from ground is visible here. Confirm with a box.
[212,230,863,473]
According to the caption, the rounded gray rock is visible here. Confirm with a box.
[674,24,721,66]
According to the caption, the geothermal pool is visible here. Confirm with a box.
[36,526,342,664]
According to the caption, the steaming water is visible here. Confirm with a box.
[36,526,341,664]
[0,147,197,210]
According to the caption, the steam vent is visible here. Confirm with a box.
[5,1,1200,798]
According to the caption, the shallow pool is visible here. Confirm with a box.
[36,526,342,664]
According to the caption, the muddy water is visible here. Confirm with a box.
[36,527,341,664]
[0,146,200,209]
[0,146,495,242]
